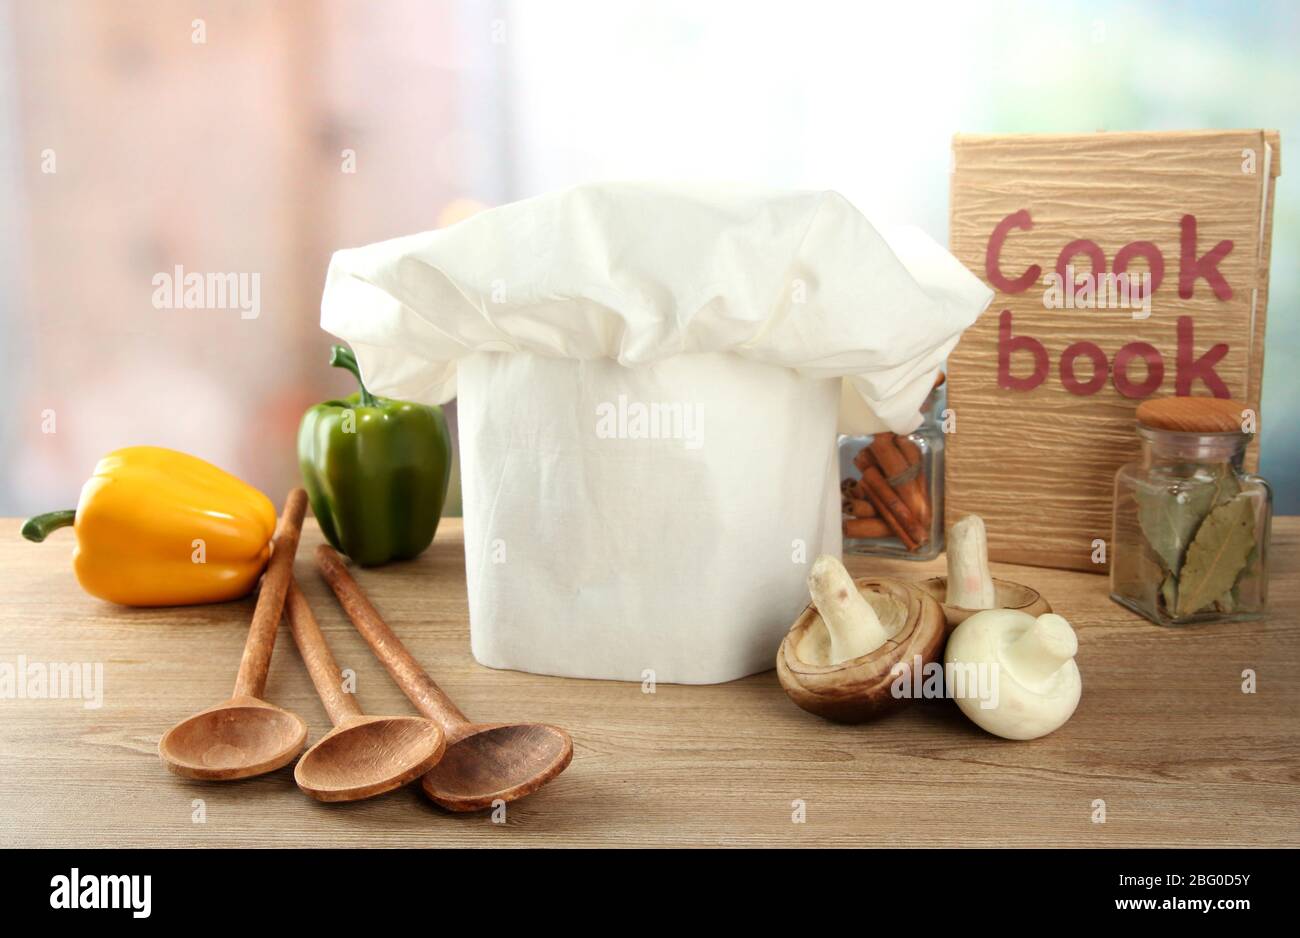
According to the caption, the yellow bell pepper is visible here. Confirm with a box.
[21,446,277,607]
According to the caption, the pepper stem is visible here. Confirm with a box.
[330,344,378,407]
[22,510,76,542]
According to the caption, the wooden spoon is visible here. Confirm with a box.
[158,489,310,780]
[315,545,573,812]
[284,580,446,802]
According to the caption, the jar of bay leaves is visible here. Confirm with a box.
[1111,396,1271,626]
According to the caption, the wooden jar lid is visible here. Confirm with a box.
[1136,396,1249,433]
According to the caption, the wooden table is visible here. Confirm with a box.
[2,518,1297,848]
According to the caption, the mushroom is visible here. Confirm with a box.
[944,610,1082,740]
[776,554,946,723]
[918,514,1051,632]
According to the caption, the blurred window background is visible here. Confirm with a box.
[1,0,1296,516]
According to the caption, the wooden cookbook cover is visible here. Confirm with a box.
[947,130,1280,572]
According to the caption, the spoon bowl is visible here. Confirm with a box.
[295,714,446,802]
[284,580,448,803]
[316,544,574,813]
[160,697,308,780]
[422,722,573,812]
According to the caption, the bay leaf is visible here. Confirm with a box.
[1136,472,1241,575]
[1160,574,1177,614]
[1175,493,1257,618]
[1216,472,1245,504]
[1215,472,1245,506]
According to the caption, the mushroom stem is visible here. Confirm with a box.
[946,514,996,610]
[1003,614,1078,685]
[808,555,890,664]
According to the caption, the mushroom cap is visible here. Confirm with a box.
[917,576,1051,633]
[776,576,946,723]
[943,609,1081,741]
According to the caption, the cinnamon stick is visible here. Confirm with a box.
[861,464,927,549]
[894,435,929,526]
[843,517,889,539]
[858,483,916,550]
[847,498,876,519]
[852,449,911,545]
[868,432,928,528]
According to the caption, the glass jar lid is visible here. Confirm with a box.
[1136,396,1250,435]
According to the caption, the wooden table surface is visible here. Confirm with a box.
[2,518,1297,848]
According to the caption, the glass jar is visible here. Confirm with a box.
[1110,396,1271,626]
[840,381,945,561]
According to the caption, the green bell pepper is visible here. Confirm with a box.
[298,345,452,566]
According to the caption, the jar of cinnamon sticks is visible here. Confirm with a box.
[838,378,944,560]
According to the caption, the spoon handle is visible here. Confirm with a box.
[315,545,470,732]
[233,488,307,700]
[284,579,363,726]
